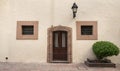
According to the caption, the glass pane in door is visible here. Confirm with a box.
[62,32,66,47]
[54,32,59,47]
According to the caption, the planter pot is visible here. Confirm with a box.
[84,59,116,68]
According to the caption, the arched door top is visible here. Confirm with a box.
[48,25,72,32]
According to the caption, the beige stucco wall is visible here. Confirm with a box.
[0,0,120,63]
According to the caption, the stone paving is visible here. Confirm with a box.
[0,62,119,71]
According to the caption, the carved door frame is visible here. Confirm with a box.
[47,25,72,63]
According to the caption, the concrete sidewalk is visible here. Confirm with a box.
[0,62,119,71]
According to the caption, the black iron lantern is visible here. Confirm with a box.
[71,3,78,18]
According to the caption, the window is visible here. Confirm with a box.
[22,26,34,35]
[16,21,38,40]
[76,21,97,40]
[81,26,93,35]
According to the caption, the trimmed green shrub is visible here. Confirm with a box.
[92,41,120,60]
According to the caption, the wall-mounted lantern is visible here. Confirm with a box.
[71,3,78,18]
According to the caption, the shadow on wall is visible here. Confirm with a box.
[84,47,96,60]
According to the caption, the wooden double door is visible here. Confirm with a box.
[53,31,67,61]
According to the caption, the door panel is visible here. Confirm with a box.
[53,31,67,60]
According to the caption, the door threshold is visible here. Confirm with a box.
[51,60,69,63]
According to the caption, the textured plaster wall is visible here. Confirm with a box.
[0,0,120,63]
[0,0,10,62]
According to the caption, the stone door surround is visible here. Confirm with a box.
[47,25,72,63]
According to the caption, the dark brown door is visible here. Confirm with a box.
[53,31,67,61]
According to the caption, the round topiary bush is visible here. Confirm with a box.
[92,41,120,60]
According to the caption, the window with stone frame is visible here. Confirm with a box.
[76,21,97,40]
[16,21,38,40]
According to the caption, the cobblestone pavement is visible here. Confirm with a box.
[0,62,119,71]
